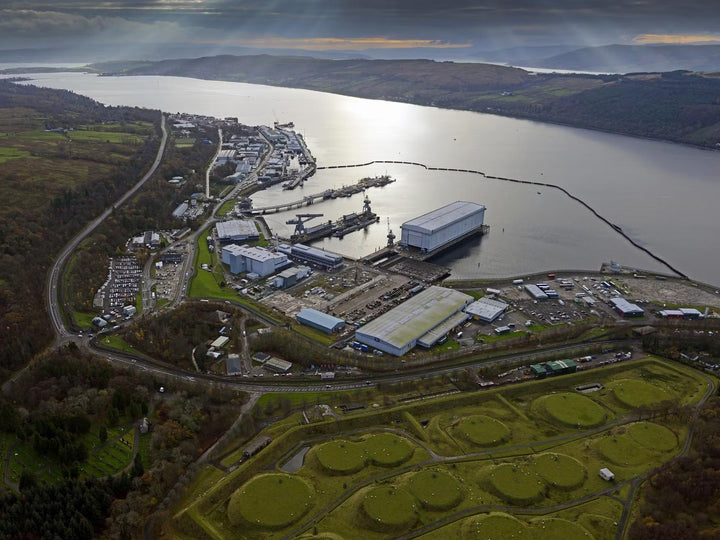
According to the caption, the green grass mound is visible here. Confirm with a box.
[364,433,414,467]
[227,474,312,529]
[537,393,606,428]
[608,379,672,408]
[361,486,417,532]
[533,453,587,490]
[408,470,463,511]
[456,415,511,447]
[595,434,654,467]
[628,422,677,452]
[460,513,533,540]
[315,441,366,475]
[530,518,594,539]
[488,463,545,505]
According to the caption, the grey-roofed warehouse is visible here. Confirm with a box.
[609,297,644,317]
[355,286,473,356]
[465,297,508,323]
[216,219,259,243]
[400,201,485,253]
[525,284,549,300]
[296,308,346,334]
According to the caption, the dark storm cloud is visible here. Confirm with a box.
[2,1,720,49]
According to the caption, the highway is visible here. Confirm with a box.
[40,116,634,396]
[205,128,222,198]
[46,115,169,343]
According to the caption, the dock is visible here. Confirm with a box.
[247,175,394,215]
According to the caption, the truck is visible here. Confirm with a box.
[512,279,524,285]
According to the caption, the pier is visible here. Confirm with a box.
[247,175,394,215]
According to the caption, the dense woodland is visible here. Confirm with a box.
[0,80,160,378]
[65,124,218,313]
[122,303,250,370]
[0,346,246,537]
[629,395,720,539]
[96,56,720,148]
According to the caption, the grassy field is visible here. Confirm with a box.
[533,453,587,490]
[535,392,607,428]
[174,137,196,148]
[408,470,463,511]
[99,334,136,353]
[188,227,238,300]
[227,474,312,528]
[487,463,546,505]
[455,414,510,447]
[607,378,672,408]
[169,358,711,539]
[361,486,417,531]
[0,112,152,214]
[72,311,97,330]
[1,424,138,489]
[215,199,236,217]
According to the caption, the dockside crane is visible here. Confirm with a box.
[286,213,324,236]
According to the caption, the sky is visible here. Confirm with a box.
[2,1,720,58]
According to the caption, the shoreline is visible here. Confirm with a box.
[7,66,720,153]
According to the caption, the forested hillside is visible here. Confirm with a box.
[94,55,720,148]
[0,80,160,378]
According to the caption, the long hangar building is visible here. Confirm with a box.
[355,286,474,356]
[400,201,486,253]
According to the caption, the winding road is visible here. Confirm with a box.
[46,115,168,343]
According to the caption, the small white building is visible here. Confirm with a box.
[599,468,615,481]
[123,305,137,317]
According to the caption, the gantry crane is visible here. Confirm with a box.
[286,213,324,236]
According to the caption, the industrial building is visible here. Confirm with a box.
[221,244,289,276]
[91,316,107,328]
[216,149,238,164]
[530,359,578,378]
[172,201,188,219]
[211,336,229,348]
[130,231,161,250]
[243,436,272,459]
[226,354,242,375]
[274,266,310,289]
[658,308,703,319]
[277,243,344,271]
[465,297,508,323]
[264,357,293,373]
[525,284,549,300]
[609,297,644,317]
[296,309,346,334]
[215,220,259,243]
[355,286,473,356]
[400,201,485,253]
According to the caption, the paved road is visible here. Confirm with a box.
[205,128,222,198]
[46,115,168,342]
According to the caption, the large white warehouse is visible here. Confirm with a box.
[400,201,486,253]
[355,286,473,356]
[222,245,289,276]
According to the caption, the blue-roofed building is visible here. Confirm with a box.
[296,309,345,334]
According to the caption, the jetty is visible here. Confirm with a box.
[246,175,394,215]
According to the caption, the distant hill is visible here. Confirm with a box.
[524,44,720,73]
[92,54,720,149]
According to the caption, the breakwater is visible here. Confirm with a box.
[317,161,688,279]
